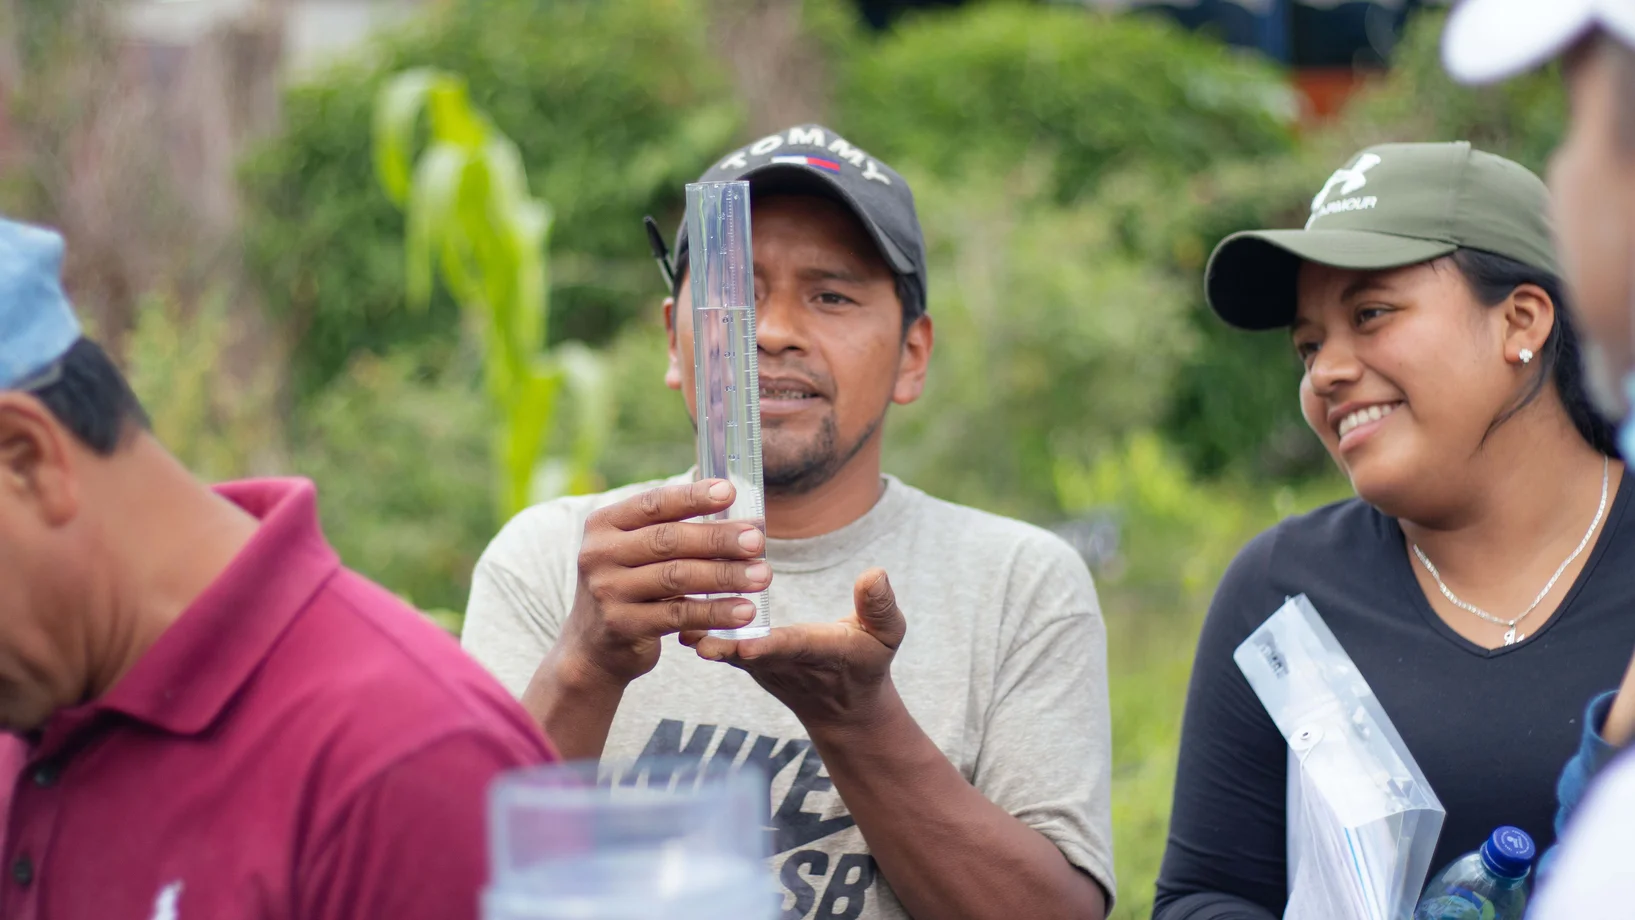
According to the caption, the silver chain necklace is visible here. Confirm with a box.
[1412,456,1610,646]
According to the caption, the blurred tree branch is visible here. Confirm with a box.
[0,0,292,473]
[706,0,835,135]
[0,0,286,352]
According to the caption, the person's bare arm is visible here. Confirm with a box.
[520,479,770,759]
[810,688,1107,919]
[521,643,631,761]
[685,571,1107,920]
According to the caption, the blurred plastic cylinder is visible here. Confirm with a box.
[483,759,778,920]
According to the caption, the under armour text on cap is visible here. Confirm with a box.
[0,218,81,390]
[1442,0,1635,86]
[670,124,928,315]
[1206,142,1559,330]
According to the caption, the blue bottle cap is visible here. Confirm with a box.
[1480,826,1535,879]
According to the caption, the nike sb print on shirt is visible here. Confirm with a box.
[463,474,1118,920]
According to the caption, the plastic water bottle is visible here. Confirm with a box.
[482,758,779,920]
[1412,826,1536,920]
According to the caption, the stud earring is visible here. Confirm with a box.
[1519,348,1534,365]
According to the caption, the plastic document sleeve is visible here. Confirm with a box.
[1234,594,1446,920]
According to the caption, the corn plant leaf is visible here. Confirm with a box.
[528,457,572,506]
[552,341,612,495]
[373,68,452,207]
[405,142,471,310]
[500,364,562,517]
[425,79,487,150]
[512,198,551,355]
[375,65,600,523]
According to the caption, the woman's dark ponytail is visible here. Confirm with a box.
[1452,248,1620,459]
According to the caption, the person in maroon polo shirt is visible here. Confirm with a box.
[0,217,556,919]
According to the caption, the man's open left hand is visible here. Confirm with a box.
[682,567,906,732]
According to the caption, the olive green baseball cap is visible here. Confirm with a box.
[1206,141,1561,330]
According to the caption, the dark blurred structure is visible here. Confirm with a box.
[860,0,1442,63]
[858,0,1451,119]
[1120,0,1449,119]
[1096,0,1444,68]
[855,0,966,29]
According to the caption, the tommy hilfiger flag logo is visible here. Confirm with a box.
[771,154,842,173]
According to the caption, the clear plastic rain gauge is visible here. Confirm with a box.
[686,180,771,639]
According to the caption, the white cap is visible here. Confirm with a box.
[1442,0,1635,85]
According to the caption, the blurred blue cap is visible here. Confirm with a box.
[0,218,82,391]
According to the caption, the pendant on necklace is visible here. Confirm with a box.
[1504,628,1520,646]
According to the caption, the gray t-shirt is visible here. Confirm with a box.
[462,473,1116,919]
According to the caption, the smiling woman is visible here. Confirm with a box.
[1153,143,1635,920]
[1286,251,1614,522]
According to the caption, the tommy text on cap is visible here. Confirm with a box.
[670,124,928,316]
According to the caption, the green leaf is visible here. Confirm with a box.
[425,79,486,150]
[373,68,454,207]
[405,142,471,309]
[482,134,530,214]
[529,457,572,506]
[553,341,612,495]
[497,364,562,518]
[511,198,552,352]
[372,57,602,524]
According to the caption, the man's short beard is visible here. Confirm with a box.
[764,413,883,497]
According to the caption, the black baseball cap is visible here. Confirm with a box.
[659,124,928,315]
[1206,141,1560,330]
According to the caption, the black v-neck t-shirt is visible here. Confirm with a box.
[1153,475,1635,920]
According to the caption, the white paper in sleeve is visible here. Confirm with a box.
[1235,594,1446,920]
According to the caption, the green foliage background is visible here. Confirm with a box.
[836,3,1297,201]
[833,3,1303,519]
[112,3,1572,916]
[240,0,743,400]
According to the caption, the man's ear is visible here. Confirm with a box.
[1504,282,1555,366]
[0,394,79,527]
[892,315,934,406]
[663,296,684,392]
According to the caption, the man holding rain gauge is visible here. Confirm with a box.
[462,126,1115,920]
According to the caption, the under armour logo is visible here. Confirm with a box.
[148,881,183,920]
[1308,153,1382,226]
